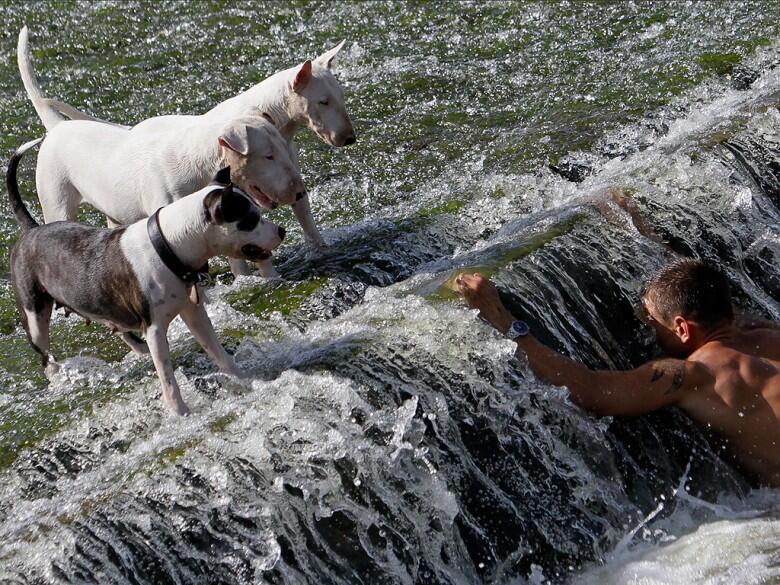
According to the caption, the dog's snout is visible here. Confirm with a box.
[278,226,286,240]
[295,191,306,201]
[344,134,356,146]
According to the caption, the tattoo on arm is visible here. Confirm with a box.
[650,360,686,395]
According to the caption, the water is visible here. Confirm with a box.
[1,1,780,583]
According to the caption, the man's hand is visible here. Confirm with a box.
[453,273,515,335]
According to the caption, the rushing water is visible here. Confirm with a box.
[1,1,780,584]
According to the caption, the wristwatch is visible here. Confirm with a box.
[506,320,530,340]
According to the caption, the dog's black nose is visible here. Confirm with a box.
[344,134,356,146]
[278,226,286,240]
[295,191,306,201]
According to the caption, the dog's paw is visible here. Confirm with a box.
[309,237,328,250]
[169,401,191,416]
[219,359,246,379]
[44,360,60,380]
[163,392,191,416]
[233,367,251,380]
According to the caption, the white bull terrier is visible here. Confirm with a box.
[8,140,283,415]
[18,26,356,276]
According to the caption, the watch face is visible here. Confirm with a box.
[508,320,529,338]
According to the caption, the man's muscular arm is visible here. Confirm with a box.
[454,273,709,417]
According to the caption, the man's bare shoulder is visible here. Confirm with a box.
[737,327,780,361]
[646,358,713,396]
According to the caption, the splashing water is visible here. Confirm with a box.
[0,2,780,584]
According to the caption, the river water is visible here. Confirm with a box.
[0,2,779,584]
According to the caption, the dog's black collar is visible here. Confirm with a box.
[147,209,209,285]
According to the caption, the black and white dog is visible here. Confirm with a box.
[7,138,285,415]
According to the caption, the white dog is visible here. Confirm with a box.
[18,27,356,276]
[9,140,284,415]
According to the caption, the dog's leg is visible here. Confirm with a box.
[228,258,254,277]
[292,194,325,248]
[37,175,82,223]
[229,258,280,279]
[178,301,242,377]
[118,331,149,354]
[251,259,280,278]
[19,298,56,375]
[286,141,324,247]
[145,323,190,415]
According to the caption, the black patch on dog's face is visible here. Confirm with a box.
[221,189,251,222]
[204,186,257,227]
[236,210,260,231]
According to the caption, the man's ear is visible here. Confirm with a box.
[292,60,313,93]
[673,316,692,343]
[315,39,346,69]
[218,123,249,155]
[213,166,231,185]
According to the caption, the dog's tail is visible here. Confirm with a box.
[7,137,44,232]
[43,98,129,129]
[18,26,67,131]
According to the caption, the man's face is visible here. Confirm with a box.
[641,296,693,358]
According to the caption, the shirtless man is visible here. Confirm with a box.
[454,259,780,487]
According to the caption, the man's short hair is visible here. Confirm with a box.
[642,259,734,327]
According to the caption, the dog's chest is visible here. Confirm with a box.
[120,226,190,323]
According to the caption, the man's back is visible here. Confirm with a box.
[682,327,780,486]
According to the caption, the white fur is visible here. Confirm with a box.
[17,27,355,270]
[113,185,284,414]
[131,42,354,148]
[34,115,302,226]
[17,27,305,277]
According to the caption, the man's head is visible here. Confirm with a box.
[641,259,734,357]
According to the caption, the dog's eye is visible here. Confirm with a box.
[319,99,329,106]
[265,155,274,160]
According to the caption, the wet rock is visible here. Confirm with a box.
[722,135,780,207]
[548,152,601,183]
[596,115,671,158]
[731,65,760,90]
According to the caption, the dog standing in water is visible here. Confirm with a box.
[18,26,355,276]
[7,140,284,415]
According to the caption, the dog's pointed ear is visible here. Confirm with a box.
[204,185,249,224]
[204,188,225,224]
[213,166,231,185]
[218,124,250,155]
[292,60,312,93]
[315,40,345,69]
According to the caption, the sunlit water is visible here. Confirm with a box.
[0,2,779,584]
